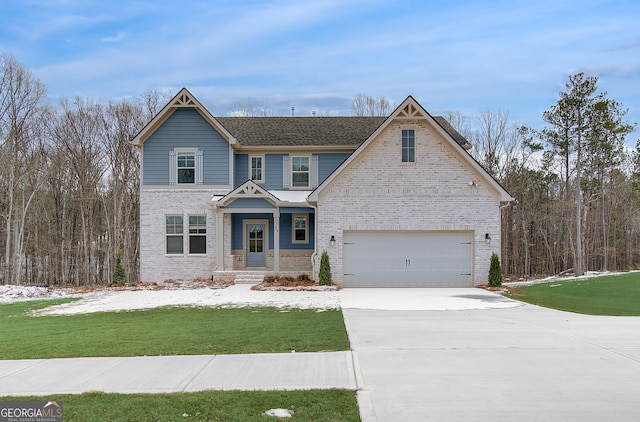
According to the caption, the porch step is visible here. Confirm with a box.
[231,272,266,285]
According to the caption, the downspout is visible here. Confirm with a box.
[309,203,319,279]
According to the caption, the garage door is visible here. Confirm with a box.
[342,231,473,287]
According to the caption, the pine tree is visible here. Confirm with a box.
[111,250,127,287]
[319,250,333,286]
[488,253,502,287]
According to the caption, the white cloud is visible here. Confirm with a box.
[101,32,126,43]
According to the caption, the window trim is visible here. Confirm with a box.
[401,129,416,163]
[170,148,202,185]
[292,214,309,244]
[249,155,264,183]
[165,215,184,255]
[177,150,196,184]
[188,215,207,255]
[290,155,311,189]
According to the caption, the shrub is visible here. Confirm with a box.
[263,275,278,283]
[297,273,310,282]
[319,251,333,286]
[110,250,126,287]
[488,252,502,287]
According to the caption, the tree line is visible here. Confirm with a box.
[1,54,638,286]
[0,54,172,286]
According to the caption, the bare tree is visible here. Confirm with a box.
[0,54,49,285]
[351,93,394,116]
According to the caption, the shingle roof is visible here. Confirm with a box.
[216,116,471,149]
[216,117,386,147]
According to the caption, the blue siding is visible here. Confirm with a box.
[231,212,314,250]
[280,213,314,250]
[143,108,230,185]
[234,154,248,188]
[315,153,350,183]
[225,198,275,209]
[263,154,285,190]
[231,214,274,250]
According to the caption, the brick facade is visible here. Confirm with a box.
[314,119,502,285]
[139,189,218,281]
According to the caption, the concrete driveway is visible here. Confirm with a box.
[341,289,640,421]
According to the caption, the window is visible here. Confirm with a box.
[402,129,415,163]
[166,215,183,254]
[188,215,206,254]
[177,152,195,184]
[292,214,308,243]
[291,156,310,188]
[250,156,263,182]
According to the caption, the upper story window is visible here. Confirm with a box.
[402,129,415,163]
[250,156,264,183]
[169,149,203,185]
[177,152,195,183]
[291,156,310,188]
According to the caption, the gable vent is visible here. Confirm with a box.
[172,92,197,107]
[398,103,425,118]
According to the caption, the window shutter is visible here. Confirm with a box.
[311,155,319,188]
[282,156,289,188]
[169,151,176,185]
[195,150,203,185]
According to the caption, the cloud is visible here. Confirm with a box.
[101,32,126,43]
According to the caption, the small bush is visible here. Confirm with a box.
[488,252,502,287]
[263,275,278,283]
[319,251,333,286]
[297,273,310,282]
[110,250,126,287]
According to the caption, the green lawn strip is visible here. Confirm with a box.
[505,272,640,315]
[0,300,350,359]
[0,390,360,421]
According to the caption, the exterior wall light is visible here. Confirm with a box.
[485,233,491,244]
[330,235,336,247]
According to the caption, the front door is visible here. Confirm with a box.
[246,223,266,267]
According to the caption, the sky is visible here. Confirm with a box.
[1,0,639,144]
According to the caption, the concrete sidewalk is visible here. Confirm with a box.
[0,351,357,396]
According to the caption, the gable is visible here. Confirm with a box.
[131,88,235,147]
[308,96,513,203]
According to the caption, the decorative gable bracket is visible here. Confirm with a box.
[397,102,426,119]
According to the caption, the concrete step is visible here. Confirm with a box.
[232,272,265,284]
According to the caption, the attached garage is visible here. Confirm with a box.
[342,231,473,288]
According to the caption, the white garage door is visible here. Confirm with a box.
[342,231,473,288]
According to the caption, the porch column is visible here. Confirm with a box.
[216,211,224,271]
[273,209,280,272]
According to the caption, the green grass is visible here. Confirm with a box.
[0,300,350,359]
[505,272,640,315]
[0,390,360,421]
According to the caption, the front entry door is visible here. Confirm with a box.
[246,224,266,267]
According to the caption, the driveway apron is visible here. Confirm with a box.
[342,295,640,421]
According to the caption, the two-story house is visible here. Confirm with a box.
[132,88,512,287]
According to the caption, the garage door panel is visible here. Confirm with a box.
[343,231,473,288]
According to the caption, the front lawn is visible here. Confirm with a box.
[0,390,360,421]
[505,272,640,315]
[0,300,350,359]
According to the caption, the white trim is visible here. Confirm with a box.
[290,155,311,190]
[249,155,265,183]
[165,214,184,255]
[282,156,289,188]
[292,213,309,244]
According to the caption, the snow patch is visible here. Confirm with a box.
[264,408,293,418]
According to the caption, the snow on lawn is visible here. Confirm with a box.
[0,284,77,303]
[504,270,637,287]
[35,284,341,315]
